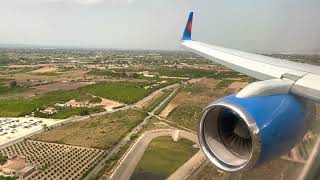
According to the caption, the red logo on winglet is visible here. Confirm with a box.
[188,21,192,33]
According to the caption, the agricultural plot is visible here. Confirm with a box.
[31,109,147,149]
[166,78,233,131]
[0,140,105,180]
[132,136,198,179]
[0,85,31,96]
[0,81,165,118]
[80,81,153,104]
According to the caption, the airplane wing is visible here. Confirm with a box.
[181,12,320,102]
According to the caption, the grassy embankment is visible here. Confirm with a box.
[153,90,179,115]
[144,90,173,112]
[132,136,198,179]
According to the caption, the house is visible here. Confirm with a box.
[0,156,35,179]
[40,107,57,115]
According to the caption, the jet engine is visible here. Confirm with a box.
[198,94,314,172]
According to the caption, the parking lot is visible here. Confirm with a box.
[0,117,62,148]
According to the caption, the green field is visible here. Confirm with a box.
[0,85,30,95]
[167,105,203,131]
[132,136,198,179]
[0,81,166,117]
[31,109,147,149]
[80,81,153,104]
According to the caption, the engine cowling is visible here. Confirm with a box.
[198,94,314,172]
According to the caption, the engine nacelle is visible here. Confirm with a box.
[198,94,314,172]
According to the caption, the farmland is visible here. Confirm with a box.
[165,78,227,131]
[0,140,105,179]
[31,109,147,149]
[0,85,30,96]
[0,48,312,180]
[0,80,169,118]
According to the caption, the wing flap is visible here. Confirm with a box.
[292,74,320,102]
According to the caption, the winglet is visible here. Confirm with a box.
[182,12,193,41]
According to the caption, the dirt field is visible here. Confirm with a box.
[228,81,249,91]
[31,66,58,73]
[7,64,57,68]
[159,103,177,118]
[65,98,124,111]
[0,82,88,99]
[100,98,125,111]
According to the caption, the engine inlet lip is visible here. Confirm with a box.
[198,99,261,172]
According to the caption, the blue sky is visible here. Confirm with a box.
[0,0,319,52]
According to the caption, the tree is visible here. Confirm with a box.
[0,154,8,165]
[9,80,17,87]
[80,109,89,116]
[89,97,102,105]
[132,73,139,79]
[0,176,14,180]
[42,124,48,131]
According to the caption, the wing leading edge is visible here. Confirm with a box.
[181,12,320,102]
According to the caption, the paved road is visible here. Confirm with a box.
[108,129,199,180]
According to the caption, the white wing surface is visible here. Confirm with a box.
[181,12,320,102]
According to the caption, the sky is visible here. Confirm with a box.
[0,0,319,52]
